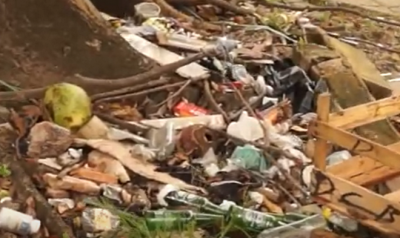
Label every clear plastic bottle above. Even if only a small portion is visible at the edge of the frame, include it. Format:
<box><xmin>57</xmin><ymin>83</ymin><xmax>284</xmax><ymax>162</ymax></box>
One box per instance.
<box><xmin>0</xmin><ymin>207</ymin><xmax>41</xmax><ymax>235</ymax></box>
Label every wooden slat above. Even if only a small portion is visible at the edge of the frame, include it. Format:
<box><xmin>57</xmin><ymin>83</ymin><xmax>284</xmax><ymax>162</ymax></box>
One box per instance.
<box><xmin>310</xmin><ymin>169</ymin><xmax>400</xmax><ymax>234</ymax></box>
<box><xmin>327</xmin><ymin>142</ymin><xmax>400</xmax><ymax>186</ymax></box>
<box><xmin>385</xmin><ymin>190</ymin><xmax>400</xmax><ymax>202</ymax></box>
<box><xmin>314</xmin><ymin>93</ymin><xmax>331</xmax><ymax>170</ymax></box>
<box><xmin>329</xmin><ymin>95</ymin><xmax>400</xmax><ymax>130</ymax></box>
<box><xmin>310</xmin><ymin>121</ymin><xmax>400</xmax><ymax>170</ymax></box>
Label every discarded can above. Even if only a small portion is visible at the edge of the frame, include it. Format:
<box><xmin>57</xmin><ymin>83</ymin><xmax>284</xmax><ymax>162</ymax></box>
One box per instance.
<box><xmin>173</xmin><ymin>101</ymin><xmax>209</xmax><ymax>117</ymax></box>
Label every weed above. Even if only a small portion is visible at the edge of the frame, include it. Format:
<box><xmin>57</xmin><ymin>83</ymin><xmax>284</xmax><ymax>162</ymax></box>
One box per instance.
<box><xmin>0</xmin><ymin>164</ymin><xmax>11</xmax><ymax>177</ymax></box>
<box><xmin>91</xmin><ymin>198</ymin><xmax>250</xmax><ymax>238</ymax></box>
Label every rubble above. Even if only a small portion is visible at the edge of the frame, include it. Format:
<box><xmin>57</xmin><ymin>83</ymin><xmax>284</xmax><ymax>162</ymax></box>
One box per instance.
<box><xmin>0</xmin><ymin>0</ymin><xmax>400</xmax><ymax>238</ymax></box>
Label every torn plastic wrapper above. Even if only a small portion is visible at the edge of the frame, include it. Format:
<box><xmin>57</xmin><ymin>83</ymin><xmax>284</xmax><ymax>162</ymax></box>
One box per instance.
<box><xmin>139</xmin><ymin>114</ymin><xmax>226</xmax><ymax>130</ymax></box>
<box><xmin>227</xmin><ymin>111</ymin><xmax>264</xmax><ymax>142</ymax></box>
<box><xmin>147</xmin><ymin>121</ymin><xmax>176</xmax><ymax>161</ymax></box>
<box><xmin>326</xmin><ymin>150</ymin><xmax>351</xmax><ymax>166</ymax></box>
<box><xmin>173</xmin><ymin>101</ymin><xmax>209</xmax><ymax>117</ymax></box>
<box><xmin>230</xmin><ymin>64</ymin><xmax>255</xmax><ymax>84</ymax></box>
<box><xmin>230</xmin><ymin>144</ymin><xmax>268</xmax><ymax>171</ymax></box>
<box><xmin>81</xmin><ymin>208</ymin><xmax>120</xmax><ymax>233</ymax></box>
<box><xmin>118</xmin><ymin>33</ymin><xmax>209</xmax><ymax>80</ymax></box>
<box><xmin>48</xmin><ymin>198</ymin><xmax>75</xmax><ymax>214</ymax></box>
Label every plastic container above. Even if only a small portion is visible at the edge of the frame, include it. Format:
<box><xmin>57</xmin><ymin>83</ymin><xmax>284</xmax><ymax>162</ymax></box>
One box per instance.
<box><xmin>134</xmin><ymin>2</ymin><xmax>161</xmax><ymax>19</ymax></box>
<box><xmin>0</xmin><ymin>207</ymin><xmax>41</xmax><ymax>235</ymax></box>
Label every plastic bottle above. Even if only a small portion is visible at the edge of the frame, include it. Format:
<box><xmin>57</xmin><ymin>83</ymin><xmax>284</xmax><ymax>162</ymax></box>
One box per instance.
<box><xmin>0</xmin><ymin>207</ymin><xmax>41</xmax><ymax>235</ymax></box>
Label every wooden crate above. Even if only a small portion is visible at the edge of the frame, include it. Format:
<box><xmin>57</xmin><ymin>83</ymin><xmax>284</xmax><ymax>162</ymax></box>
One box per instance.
<box><xmin>308</xmin><ymin>93</ymin><xmax>400</xmax><ymax>235</ymax></box>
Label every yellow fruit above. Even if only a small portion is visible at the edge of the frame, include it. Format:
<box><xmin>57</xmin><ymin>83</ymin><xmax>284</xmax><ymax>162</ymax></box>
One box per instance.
<box><xmin>43</xmin><ymin>83</ymin><xmax>92</xmax><ymax>130</ymax></box>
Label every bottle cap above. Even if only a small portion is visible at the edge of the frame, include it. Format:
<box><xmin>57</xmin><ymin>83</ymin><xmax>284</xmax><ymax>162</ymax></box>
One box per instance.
<box><xmin>30</xmin><ymin>219</ymin><xmax>41</xmax><ymax>234</ymax></box>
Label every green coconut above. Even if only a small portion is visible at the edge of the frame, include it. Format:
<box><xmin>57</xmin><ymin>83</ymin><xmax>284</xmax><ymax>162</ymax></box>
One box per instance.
<box><xmin>44</xmin><ymin>83</ymin><xmax>92</xmax><ymax>130</ymax></box>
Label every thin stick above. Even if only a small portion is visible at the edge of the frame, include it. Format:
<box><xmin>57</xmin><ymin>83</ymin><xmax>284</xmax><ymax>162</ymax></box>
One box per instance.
<box><xmin>203</xmin><ymin>80</ymin><xmax>230</xmax><ymax>123</ymax></box>
<box><xmin>154</xmin><ymin>79</ymin><xmax>192</xmax><ymax>107</ymax></box>
<box><xmin>94</xmin><ymin>81</ymin><xmax>186</xmax><ymax>104</ymax></box>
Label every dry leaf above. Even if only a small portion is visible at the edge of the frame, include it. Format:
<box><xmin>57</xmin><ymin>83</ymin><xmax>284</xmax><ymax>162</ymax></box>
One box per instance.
<box><xmin>45</xmin><ymin>188</ymin><xmax>70</xmax><ymax>198</ymax></box>
<box><xmin>27</xmin><ymin>122</ymin><xmax>73</xmax><ymax>158</ymax></box>
<box><xmin>25</xmin><ymin>196</ymin><xmax>37</xmax><ymax>218</ymax></box>
<box><xmin>70</xmin><ymin>167</ymin><xmax>118</xmax><ymax>184</ymax></box>
<box><xmin>76</xmin><ymin>139</ymin><xmax>205</xmax><ymax>194</ymax></box>
<box><xmin>87</xmin><ymin>150</ymin><xmax>130</xmax><ymax>183</ymax></box>
<box><xmin>262</xmin><ymin>197</ymin><xmax>283</xmax><ymax>214</ymax></box>
<box><xmin>43</xmin><ymin>173</ymin><xmax>100</xmax><ymax>195</ymax></box>
<box><xmin>8</xmin><ymin>109</ymin><xmax>28</xmax><ymax>137</ymax></box>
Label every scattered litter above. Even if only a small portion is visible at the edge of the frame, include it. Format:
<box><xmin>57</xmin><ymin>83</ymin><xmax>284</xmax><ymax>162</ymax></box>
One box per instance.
<box><xmin>3</xmin><ymin>0</ymin><xmax>400</xmax><ymax>237</ymax></box>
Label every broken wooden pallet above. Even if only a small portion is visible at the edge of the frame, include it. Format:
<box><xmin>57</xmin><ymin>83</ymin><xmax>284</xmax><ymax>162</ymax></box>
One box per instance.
<box><xmin>308</xmin><ymin>93</ymin><xmax>400</xmax><ymax>235</ymax></box>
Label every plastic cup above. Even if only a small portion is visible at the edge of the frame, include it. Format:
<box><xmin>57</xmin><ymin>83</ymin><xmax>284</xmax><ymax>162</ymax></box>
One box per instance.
<box><xmin>134</xmin><ymin>2</ymin><xmax>161</xmax><ymax>19</ymax></box>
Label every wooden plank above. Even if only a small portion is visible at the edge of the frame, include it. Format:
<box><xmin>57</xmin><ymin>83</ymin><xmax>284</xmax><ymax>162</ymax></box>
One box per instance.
<box><xmin>314</xmin><ymin>93</ymin><xmax>331</xmax><ymax>170</ymax></box>
<box><xmin>385</xmin><ymin>190</ymin><xmax>400</xmax><ymax>202</ymax></box>
<box><xmin>327</xmin><ymin>142</ymin><xmax>400</xmax><ymax>186</ymax></box>
<box><xmin>310</xmin><ymin>169</ymin><xmax>400</xmax><ymax>234</ymax></box>
<box><xmin>310</xmin><ymin>121</ymin><xmax>400</xmax><ymax>169</ymax></box>
<box><xmin>329</xmin><ymin>95</ymin><xmax>400</xmax><ymax>130</ymax></box>
<box><xmin>311</xmin><ymin>27</ymin><xmax>393</xmax><ymax>100</ymax></box>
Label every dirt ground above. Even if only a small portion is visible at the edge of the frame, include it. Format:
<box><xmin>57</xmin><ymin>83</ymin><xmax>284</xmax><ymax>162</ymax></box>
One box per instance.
<box><xmin>0</xmin><ymin>0</ymin><xmax>153</xmax><ymax>91</ymax></box>
<box><xmin>333</xmin><ymin>0</ymin><xmax>400</xmax><ymax>15</ymax></box>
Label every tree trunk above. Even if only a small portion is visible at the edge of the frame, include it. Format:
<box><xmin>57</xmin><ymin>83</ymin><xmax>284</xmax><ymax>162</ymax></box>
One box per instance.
<box><xmin>0</xmin><ymin>0</ymin><xmax>153</xmax><ymax>91</ymax></box>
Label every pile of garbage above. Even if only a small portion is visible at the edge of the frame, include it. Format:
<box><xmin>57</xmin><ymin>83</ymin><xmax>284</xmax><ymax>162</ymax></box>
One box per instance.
<box><xmin>2</xmin><ymin>0</ymin><xmax>400</xmax><ymax>237</ymax></box>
